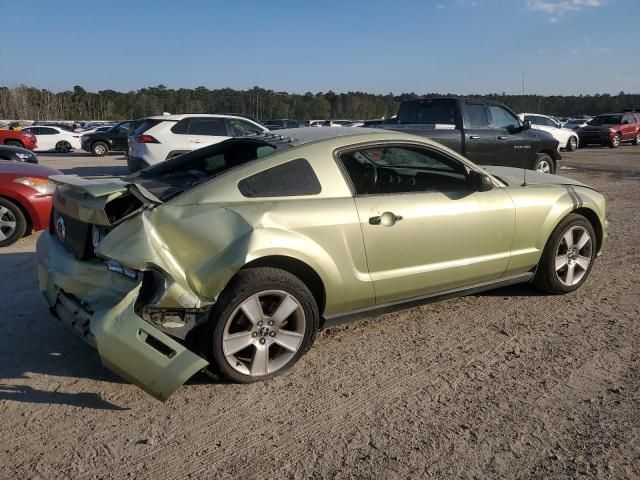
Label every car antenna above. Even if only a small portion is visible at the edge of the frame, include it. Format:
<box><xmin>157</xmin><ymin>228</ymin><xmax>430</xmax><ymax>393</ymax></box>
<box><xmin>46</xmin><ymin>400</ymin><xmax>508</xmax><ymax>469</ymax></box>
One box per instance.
<box><xmin>521</xmin><ymin>70</ymin><xmax>527</xmax><ymax>187</ymax></box>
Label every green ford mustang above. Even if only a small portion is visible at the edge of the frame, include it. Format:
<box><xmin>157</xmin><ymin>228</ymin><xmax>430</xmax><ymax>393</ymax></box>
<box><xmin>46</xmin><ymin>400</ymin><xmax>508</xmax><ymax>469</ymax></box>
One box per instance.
<box><xmin>36</xmin><ymin>128</ymin><xmax>607</xmax><ymax>400</ymax></box>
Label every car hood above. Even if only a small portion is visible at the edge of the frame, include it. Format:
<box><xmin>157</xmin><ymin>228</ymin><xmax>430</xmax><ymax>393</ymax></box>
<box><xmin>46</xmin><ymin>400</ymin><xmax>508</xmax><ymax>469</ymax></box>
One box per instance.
<box><xmin>0</xmin><ymin>160</ymin><xmax>59</xmax><ymax>176</ymax></box>
<box><xmin>481</xmin><ymin>166</ymin><xmax>588</xmax><ymax>188</ymax></box>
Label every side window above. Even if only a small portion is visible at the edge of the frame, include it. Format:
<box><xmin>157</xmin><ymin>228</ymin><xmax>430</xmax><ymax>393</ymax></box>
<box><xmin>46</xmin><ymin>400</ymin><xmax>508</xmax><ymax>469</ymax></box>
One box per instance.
<box><xmin>118</xmin><ymin>122</ymin><xmax>133</xmax><ymax>133</ymax></box>
<box><xmin>40</xmin><ymin>127</ymin><xmax>57</xmax><ymax>135</ymax></box>
<box><xmin>339</xmin><ymin>145</ymin><xmax>469</xmax><ymax>196</ymax></box>
<box><xmin>238</xmin><ymin>159</ymin><xmax>321</xmax><ymax>197</ymax></box>
<box><xmin>541</xmin><ymin>117</ymin><xmax>556</xmax><ymax>127</ymax></box>
<box><xmin>171</xmin><ymin>119</ymin><xmax>190</xmax><ymax>134</ymax></box>
<box><xmin>24</xmin><ymin>127</ymin><xmax>39</xmax><ymax>135</ymax></box>
<box><xmin>228</xmin><ymin>119</ymin><xmax>262</xmax><ymax>136</ymax></box>
<box><xmin>489</xmin><ymin>106</ymin><xmax>520</xmax><ymax>130</ymax></box>
<box><xmin>189</xmin><ymin>118</ymin><xmax>227</xmax><ymax>136</ymax></box>
<box><xmin>465</xmin><ymin>104</ymin><xmax>489</xmax><ymax>128</ymax></box>
<box><xmin>623</xmin><ymin>114</ymin><xmax>635</xmax><ymax>124</ymax></box>
<box><xmin>524</xmin><ymin>115</ymin><xmax>537</xmax><ymax>124</ymax></box>
<box><xmin>286</xmin><ymin>121</ymin><xmax>299</xmax><ymax>128</ymax></box>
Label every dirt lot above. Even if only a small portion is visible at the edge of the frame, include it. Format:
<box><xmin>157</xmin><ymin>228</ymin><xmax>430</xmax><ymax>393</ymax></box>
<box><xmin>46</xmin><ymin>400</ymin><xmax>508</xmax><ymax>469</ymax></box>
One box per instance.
<box><xmin>1</xmin><ymin>147</ymin><xmax>639</xmax><ymax>479</ymax></box>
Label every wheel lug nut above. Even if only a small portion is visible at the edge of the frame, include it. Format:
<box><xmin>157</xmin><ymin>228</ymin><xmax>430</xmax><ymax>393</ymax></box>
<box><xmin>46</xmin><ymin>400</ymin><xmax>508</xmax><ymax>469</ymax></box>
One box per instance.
<box><xmin>257</xmin><ymin>321</ymin><xmax>263</xmax><ymax>326</ymax></box>
<box><xmin>259</xmin><ymin>338</ymin><xmax>266</xmax><ymax>345</ymax></box>
<box><xmin>251</xmin><ymin>332</ymin><xmax>257</xmax><ymax>338</ymax></box>
<box><xmin>269</xmin><ymin>331</ymin><xmax>276</xmax><ymax>337</ymax></box>
<box><xmin>268</xmin><ymin>320</ymin><xmax>274</xmax><ymax>326</ymax></box>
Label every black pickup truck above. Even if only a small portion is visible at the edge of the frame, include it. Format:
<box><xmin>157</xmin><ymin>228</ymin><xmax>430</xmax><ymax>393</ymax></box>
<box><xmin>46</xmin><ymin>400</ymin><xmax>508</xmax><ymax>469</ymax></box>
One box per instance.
<box><xmin>81</xmin><ymin>120</ymin><xmax>140</xmax><ymax>156</ymax></box>
<box><xmin>379</xmin><ymin>98</ymin><xmax>561</xmax><ymax>173</ymax></box>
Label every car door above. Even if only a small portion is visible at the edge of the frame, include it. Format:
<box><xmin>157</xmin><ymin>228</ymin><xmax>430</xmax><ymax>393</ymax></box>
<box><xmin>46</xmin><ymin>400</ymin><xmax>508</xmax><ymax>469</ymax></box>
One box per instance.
<box><xmin>31</xmin><ymin>127</ymin><xmax>57</xmax><ymax>151</ymax></box>
<box><xmin>621</xmin><ymin>114</ymin><xmax>636</xmax><ymax>140</ymax></box>
<box><xmin>111</xmin><ymin>121</ymin><xmax>135</xmax><ymax>150</ymax></box>
<box><xmin>337</xmin><ymin>143</ymin><xmax>515</xmax><ymax>305</ymax></box>
<box><xmin>461</xmin><ymin>102</ymin><xmax>497</xmax><ymax>165</ymax></box>
<box><xmin>187</xmin><ymin>117</ymin><xmax>228</xmax><ymax>149</ymax></box>
<box><xmin>489</xmin><ymin>105</ymin><xmax>531</xmax><ymax>169</ymax></box>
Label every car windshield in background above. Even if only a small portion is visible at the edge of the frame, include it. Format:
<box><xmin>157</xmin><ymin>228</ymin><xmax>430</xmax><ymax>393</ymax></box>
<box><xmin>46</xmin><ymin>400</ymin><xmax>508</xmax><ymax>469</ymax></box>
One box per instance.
<box><xmin>590</xmin><ymin>115</ymin><xmax>622</xmax><ymax>125</ymax></box>
<box><xmin>134</xmin><ymin>119</ymin><xmax>164</xmax><ymax>135</ymax></box>
<box><xmin>129</xmin><ymin>138</ymin><xmax>282</xmax><ymax>200</ymax></box>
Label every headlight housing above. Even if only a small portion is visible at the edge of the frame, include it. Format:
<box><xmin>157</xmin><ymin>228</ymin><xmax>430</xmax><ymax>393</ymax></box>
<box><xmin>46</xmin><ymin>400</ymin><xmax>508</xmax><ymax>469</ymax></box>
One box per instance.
<box><xmin>15</xmin><ymin>153</ymin><xmax>33</xmax><ymax>160</ymax></box>
<box><xmin>13</xmin><ymin>177</ymin><xmax>55</xmax><ymax>195</ymax></box>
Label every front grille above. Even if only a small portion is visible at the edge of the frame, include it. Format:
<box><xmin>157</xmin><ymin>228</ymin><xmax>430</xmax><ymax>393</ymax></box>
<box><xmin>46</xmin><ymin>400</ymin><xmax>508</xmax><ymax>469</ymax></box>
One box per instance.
<box><xmin>51</xmin><ymin>208</ymin><xmax>95</xmax><ymax>259</ymax></box>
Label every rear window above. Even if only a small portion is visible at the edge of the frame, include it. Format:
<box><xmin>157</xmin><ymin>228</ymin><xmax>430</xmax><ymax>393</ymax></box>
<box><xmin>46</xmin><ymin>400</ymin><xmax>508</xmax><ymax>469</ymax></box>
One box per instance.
<box><xmin>134</xmin><ymin>119</ymin><xmax>164</xmax><ymax>135</ymax></box>
<box><xmin>398</xmin><ymin>99</ymin><xmax>457</xmax><ymax>125</ymax></box>
<box><xmin>238</xmin><ymin>159</ymin><xmax>321</xmax><ymax>197</ymax></box>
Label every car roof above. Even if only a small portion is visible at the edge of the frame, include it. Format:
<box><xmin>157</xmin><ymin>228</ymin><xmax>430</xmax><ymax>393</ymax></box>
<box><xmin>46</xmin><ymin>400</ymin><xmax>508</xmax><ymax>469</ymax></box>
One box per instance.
<box><xmin>144</xmin><ymin>113</ymin><xmax>260</xmax><ymax>122</ymax></box>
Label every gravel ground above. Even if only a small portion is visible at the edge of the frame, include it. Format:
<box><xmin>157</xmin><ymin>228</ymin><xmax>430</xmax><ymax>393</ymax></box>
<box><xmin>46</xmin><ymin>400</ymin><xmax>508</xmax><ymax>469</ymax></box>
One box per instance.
<box><xmin>1</xmin><ymin>148</ymin><xmax>639</xmax><ymax>479</ymax></box>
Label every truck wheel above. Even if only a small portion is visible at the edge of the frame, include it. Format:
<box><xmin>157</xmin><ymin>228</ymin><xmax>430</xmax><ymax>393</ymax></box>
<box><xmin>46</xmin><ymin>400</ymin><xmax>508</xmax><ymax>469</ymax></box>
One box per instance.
<box><xmin>0</xmin><ymin>198</ymin><xmax>27</xmax><ymax>247</ymax></box>
<box><xmin>5</xmin><ymin>140</ymin><xmax>23</xmax><ymax>148</ymax></box>
<box><xmin>566</xmin><ymin>136</ymin><xmax>578</xmax><ymax>151</ymax></box>
<box><xmin>208</xmin><ymin>267</ymin><xmax>319</xmax><ymax>383</ymax></box>
<box><xmin>533</xmin><ymin>153</ymin><xmax>554</xmax><ymax>174</ymax></box>
<box><xmin>610</xmin><ymin>134</ymin><xmax>621</xmax><ymax>148</ymax></box>
<box><xmin>91</xmin><ymin>141</ymin><xmax>108</xmax><ymax>156</ymax></box>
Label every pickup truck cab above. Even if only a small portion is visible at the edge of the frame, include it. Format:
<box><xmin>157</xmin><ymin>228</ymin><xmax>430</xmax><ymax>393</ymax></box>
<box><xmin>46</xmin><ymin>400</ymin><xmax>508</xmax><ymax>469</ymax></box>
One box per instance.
<box><xmin>380</xmin><ymin>98</ymin><xmax>561</xmax><ymax>173</ymax></box>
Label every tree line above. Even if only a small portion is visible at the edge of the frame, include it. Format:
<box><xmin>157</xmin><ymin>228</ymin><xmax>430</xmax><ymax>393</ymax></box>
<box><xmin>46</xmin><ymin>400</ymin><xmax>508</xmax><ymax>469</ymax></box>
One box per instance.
<box><xmin>1</xmin><ymin>84</ymin><xmax>638</xmax><ymax>122</ymax></box>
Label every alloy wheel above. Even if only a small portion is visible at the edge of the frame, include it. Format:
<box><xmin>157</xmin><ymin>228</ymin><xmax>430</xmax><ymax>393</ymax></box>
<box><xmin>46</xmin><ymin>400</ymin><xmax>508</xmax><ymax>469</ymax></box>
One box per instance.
<box><xmin>536</xmin><ymin>159</ymin><xmax>551</xmax><ymax>174</ymax></box>
<box><xmin>554</xmin><ymin>226</ymin><xmax>592</xmax><ymax>286</ymax></box>
<box><xmin>222</xmin><ymin>290</ymin><xmax>306</xmax><ymax>377</ymax></box>
<box><xmin>0</xmin><ymin>206</ymin><xmax>17</xmax><ymax>241</ymax></box>
<box><xmin>94</xmin><ymin>144</ymin><xmax>106</xmax><ymax>155</ymax></box>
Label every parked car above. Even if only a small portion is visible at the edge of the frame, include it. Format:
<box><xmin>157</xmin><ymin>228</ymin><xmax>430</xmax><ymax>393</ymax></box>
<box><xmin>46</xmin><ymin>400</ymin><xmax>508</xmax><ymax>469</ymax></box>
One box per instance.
<box><xmin>378</xmin><ymin>98</ymin><xmax>562</xmax><ymax>173</ymax></box>
<box><xmin>0</xmin><ymin>129</ymin><xmax>38</xmax><ymax>150</ymax></box>
<box><xmin>0</xmin><ymin>160</ymin><xmax>60</xmax><ymax>246</ymax></box>
<box><xmin>321</xmin><ymin>120</ymin><xmax>353</xmax><ymax>127</ymax></box>
<box><xmin>519</xmin><ymin>113</ymin><xmax>580</xmax><ymax>151</ymax></box>
<box><xmin>127</xmin><ymin>114</ymin><xmax>268</xmax><ymax>171</ymax></box>
<box><xmin>21</xmin><ymin>126</ymin><xmax>81</xmax><ymax>153</ymax></box>
<box><xmin>262</xmin><ymin>119</ymin><xmax>301</xmax><ymax>130</ymax></box>
<box><xmin>563</xmin><ymin>118</ymin><xmax>591</xmax><ymax>131</ymax></box>
<box><xmin>0</xmin><ymin>145</ymin><xmax>38</xmax><ymax>163</ymax></box>
<box><xmin>308</xmin><ymin>120</ymin><xmax>324</xmax><ymax>127</ymax></box>
<box><xmin>578</xmin><ymin>112</ymin><xmax>640</xmax><ymax>148</ymax></box>
<box><xmin>80</xmin><ymin>120</ymin><xmax>139</xmax><ymax>156</ymax></box>
<box><xmin>37</xmin><ymin>127</ymin><xmax>606</xmax><ymax>400</ymax></box>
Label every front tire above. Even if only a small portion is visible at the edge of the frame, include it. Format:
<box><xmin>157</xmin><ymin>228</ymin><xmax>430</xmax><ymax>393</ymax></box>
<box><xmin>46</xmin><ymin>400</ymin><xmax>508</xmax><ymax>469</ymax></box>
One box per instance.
<box><xmin>209</xmin><ymin>267</ymin><xmax>319</xmax><ymax>383</ymax></box>
<box><xmin>566</xmin><ymin>136</ymin><xmax>578</xmax><ymax>151</ymax></box>
<box><xmin>633</xmin><ymin>132</ymin><xmax>640</xmax><ymax>146</ymax></box>
<box><xmin>533</xmin><ymin>153</ymin><xmax>555</xmax><ymax>174</ymax></box>
<box><xmin>0</xmin><ymin>198</ymin><xmax>27</xmax><ymax>247</ymax></box>
<box><xmin>91</xmin><ymin>141</ymin><xmax>108</xmax><ymax>156</ymax></box>
<box><xmin>610</xmin><ymin>134</ymin><xmax>621</xmax><ymax>148</ymax></box>
<box><xmin>533</xmin><ymin>213</ymin><xmax>596</xmax><ymax>294</ymax></box>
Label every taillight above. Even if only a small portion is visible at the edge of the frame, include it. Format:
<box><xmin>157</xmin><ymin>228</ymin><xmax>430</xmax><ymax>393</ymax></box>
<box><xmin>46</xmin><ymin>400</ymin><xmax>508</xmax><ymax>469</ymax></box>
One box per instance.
<box><xmin>136</xmin><ymin>135</ymin><xmax>160</xmax><ymax>144</ymax></box>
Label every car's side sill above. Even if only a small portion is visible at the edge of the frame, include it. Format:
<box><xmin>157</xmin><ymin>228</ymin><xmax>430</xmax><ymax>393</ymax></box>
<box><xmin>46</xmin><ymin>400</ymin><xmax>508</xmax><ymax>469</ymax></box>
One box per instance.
<box><xmin>323</xmin><ymin>272</ymin><xmax>535</xmax><ymax>327</ymax></box>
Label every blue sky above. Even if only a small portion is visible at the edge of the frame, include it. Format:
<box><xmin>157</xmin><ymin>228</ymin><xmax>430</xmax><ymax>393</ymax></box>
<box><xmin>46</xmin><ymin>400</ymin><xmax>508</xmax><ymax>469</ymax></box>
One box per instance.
<box><xmin>1</xmin><ymin>0</ymin><xmax>636</xmax><ymax>95</ymax></box>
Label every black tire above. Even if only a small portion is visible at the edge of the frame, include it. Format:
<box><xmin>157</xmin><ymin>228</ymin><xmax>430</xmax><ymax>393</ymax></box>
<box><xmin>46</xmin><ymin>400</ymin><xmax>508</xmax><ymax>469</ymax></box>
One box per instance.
<box><xmin>91</xmin><ymin>141</ymin><xmax>108</xmax><ymax>156</ymax></box>
<box><xmin>533</xmin><ymin>213</ymin><xmax>597</xmax><ymax>294</ymax></box>
<box><xmin>55</xmin><ymin>141</ymin><xmax>71</xmax><ymax>153</ymax></box>
<box><xmin>532</xmin><ymin>153</ymin><xmax>555</xmax><ymax>174</ymax></box>
<box><xmin>610</xmin><ymin>134</ymin><xmax>621</xmax><ymax>148</ymax></box>
<box><xmin>633</xmin><ymin>132</ymin><xmax>640</xmax><ymax>146</ymax></box>
<box><xmin>566</xmin><ymin>136</ymin><xmax>578</xmax><ymax>152</ymax></box>
<box><xmin>5</xmin><ymin>140</ymin><xmax>23</xmax><ymax>148</ymax></box>
<box><xmin>0</xmin><ymin>197</ymin><xmax>27</xmax><ymax>247</ymax></box>
<box><xmin>208</xmin><ymin>267</ymin><xmax>319</xmax><ymax>383</ymax></box>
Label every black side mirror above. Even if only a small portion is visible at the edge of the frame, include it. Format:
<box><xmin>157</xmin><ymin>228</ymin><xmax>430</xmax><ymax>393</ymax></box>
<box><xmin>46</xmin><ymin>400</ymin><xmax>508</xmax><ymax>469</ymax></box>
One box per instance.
<box><xmin>468</xmin><ymin>170</ymin><xmax>494</xmax><ymax>192</ymax></box>
<box><xmin>522</xmin><ymin>119</ymin><xmax>531</xmax><ymax>130</ymax></box>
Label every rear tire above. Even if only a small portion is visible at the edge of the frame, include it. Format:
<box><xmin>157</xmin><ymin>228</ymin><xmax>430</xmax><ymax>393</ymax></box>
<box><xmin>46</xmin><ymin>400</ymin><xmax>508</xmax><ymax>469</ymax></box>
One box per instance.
<box><xmin>5</xmin><ymin>140</ymin><xmax>23</xmax><ymax>148</ymax></box>
<box><xmin>208</xmin><ymin>267</ymin><xmax>319</xmax><ymax>383</ymax></box>
<box><xmin>566</xmin><ymin>136</ymin><xmax>578</xmax><ymax>151</ymax></box>
<box><xmin>533</xmin><ymin>153</ymin><xmax>555</xmax><ymax>174</ymax></box>
<box><xmin>0</xmin><ymin>198</ymin><xmax>27</xmax><ymax>247</ymax></box>
<box><xmin>55</xmin><ymin>141</ymin><xmax>72</xmax><ymax>153</ymax></box>
<box><xmin>610</xmin><ymin>134</ymin><xmax>621</xmax><ymax>148</ymax></box>
<box><xmin>91</xmin><ymin>141</ymin><xmax>108</xmax><ymax>156</ymax></box>
<box><xmin>533</xmin><ymin>213</ymin><xmax>596</xmax><ymax>294</ymax></box>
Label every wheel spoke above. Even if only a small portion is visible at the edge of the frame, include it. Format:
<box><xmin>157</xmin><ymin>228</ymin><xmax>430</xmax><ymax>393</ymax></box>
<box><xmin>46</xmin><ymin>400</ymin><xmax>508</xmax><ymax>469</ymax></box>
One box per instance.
<box><xmin>575</xmin><ymin>255</ymin><xmax>591</xmax><ymax>271</ymax></box>
<box><xmin>565</xmin><ymin>264</ymin><xmax>575</xmax><ymax>285</ymax></box>
<box><xmin>0</xmin><ymin>219</ymin><xmax>16</xmax><ymax>228</ymax></box>
<box><xmin>0</xmin><ymin>206</ymin><xmax>8</xmax><ymax>217</ymax></box>
<box><xmin>0</xmin><ymin>230</ymin><xmax>6</xmax><ymax>241</ymax></box>
<box><xmin>223</xmin><ymin>332</ymin><xmax>254</xmax><ymax>355</ymax></box>
<box><xmin>273</xmin><ymin>330</ymin><xmax>303</xmax><ymax>352</ymax></box>
<box><xmin>563</xmin><ymin>230</ymin><xmax>574</xmax><ymax>249</ymax></box>
<box><xmin>240</xmin><ymin>295</ymin><xmax>264</xmax><ymax>325</ymax></box>
<box><xmin>250</xmin><ymin>345</ymin><xmax>269</xmax><ymax>376</ymax></box>
<box><xmin>271</xmin><ymin>294</ymin><xmax>300</xmax><ymax>325</ymax></box>
<box><xmin>576</xmin><ymin>230</ymin><xmax>590</xmax><ymax>250</ymax></box>
<box><xmin>555</xmin><ymin>255</ymin><xmax>568</xmax><ymax>271</ymax></box>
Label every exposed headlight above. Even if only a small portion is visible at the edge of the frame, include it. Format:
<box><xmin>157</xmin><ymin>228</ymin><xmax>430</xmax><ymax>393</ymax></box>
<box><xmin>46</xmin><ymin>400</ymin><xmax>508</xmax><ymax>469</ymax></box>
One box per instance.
<box><xmin>15</xmin><ymin>153</ymin><xmax>33</xmax><ymax>160</ymax></box>
<box><xmin>105</xmin><ymin>259</ymin><xmax>138</xmax><ymax>279</ymax></box>
<box><xmin>13</xmin><ymin>177</ymin><xmax>55</xmax><ymax>195</ymax></box>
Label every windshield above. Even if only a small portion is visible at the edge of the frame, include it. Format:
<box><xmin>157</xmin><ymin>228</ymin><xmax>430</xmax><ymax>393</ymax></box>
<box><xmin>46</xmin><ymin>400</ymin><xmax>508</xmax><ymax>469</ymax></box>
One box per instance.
<box><xmin>590</xmin><ymin>115</ymin><xmax>622</xmax><ymax>125</ymax></box>
<box><xmin>129</xmin><ymin>138</ymin><xmax>281</xmax><ymax>201</ymax></box>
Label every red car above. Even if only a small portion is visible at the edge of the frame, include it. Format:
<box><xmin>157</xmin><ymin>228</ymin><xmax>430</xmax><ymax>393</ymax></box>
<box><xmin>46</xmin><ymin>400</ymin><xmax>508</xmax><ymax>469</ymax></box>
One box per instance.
<box><xmin>578</xmin><ymin>112</ymin><xmax>640</xmax><ymax>148</ymax></box>
<box><xmin>0</xmin><ymin>160</ymin><xmax>61</xmax><ymax>246</ymax></box>
<box><xmin>0</xmin><ymin>129</ymin><xmax>38</xmax><ymax>150</ymax></box>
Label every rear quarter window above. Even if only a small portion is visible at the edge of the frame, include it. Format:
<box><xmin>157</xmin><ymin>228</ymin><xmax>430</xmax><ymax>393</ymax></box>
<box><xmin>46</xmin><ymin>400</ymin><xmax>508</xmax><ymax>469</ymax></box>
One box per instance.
<box><xmin>238</xmin><ymin>158</ymin><xmax>321</xmax><ymax>197</ymax></box>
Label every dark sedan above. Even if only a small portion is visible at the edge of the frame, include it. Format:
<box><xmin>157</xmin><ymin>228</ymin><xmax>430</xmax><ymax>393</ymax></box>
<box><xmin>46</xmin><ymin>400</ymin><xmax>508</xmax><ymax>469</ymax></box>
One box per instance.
<box><xmin>0</xmin><ymin>145</ymin><xmax>38</xmax><ymax>163</ymax></box>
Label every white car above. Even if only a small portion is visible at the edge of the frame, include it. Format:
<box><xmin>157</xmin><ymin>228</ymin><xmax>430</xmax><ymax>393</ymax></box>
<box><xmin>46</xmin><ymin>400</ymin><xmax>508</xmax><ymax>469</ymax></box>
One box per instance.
<box><xmin>562</xmin><ymin>118</ymin><xmax>591</xmax><ymax>131</ymax></box>
<box><xmin>321</xmin><ymin>120</ymin><xmax>353</xmax><ymax>127</ymax></box>
<box><xmin>519</xmin><ymin>113</ymin><xmax>579</xmax><ymax>152</ymax></box>
<box><xmin>20</xmin><ymin>125</ymin><xmax>82</xmax><ymax>153</ymax></box>
<box><xmin>127</xmin><ymin>114</ymin><xmax>268</xmax><ymax>171</ymax></box>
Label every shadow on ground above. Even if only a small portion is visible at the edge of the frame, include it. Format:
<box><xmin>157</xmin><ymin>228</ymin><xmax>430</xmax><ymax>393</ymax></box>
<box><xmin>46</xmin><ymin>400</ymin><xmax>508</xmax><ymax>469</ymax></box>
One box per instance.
<box><xmin>0</xmin><ymin>384</ymin><xmax>128</xmax><ymax>411</ymax></box>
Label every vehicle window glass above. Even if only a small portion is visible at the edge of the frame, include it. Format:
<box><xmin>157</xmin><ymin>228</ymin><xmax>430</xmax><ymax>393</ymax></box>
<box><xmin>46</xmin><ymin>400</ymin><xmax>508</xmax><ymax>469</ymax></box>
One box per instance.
<box><xmin>465</xmin><ymin>104</ymin><xmax>489</xmax><ymax>128</ymax></box>
<box><xmin>590</xmin><ymin>115</ymin><xmax>622</xmax><ymax>125</ymax></box>
<box><xmin>541</xmin><ymin>117</ymin><xmax>556</xmax><ymax>127</ymax></box>
<box><xmin>238</xmin><ymin>159</ymin><xmax>321</xmax><ymax>197</ymax></box>
<box><xmin>415</xmin><ymin>99</ymin><xmax>456</xmax><ymax>125</ymax></box>
<box><xmin>135</xmin><ymin>119</ymin><xmax>163</xmax><ymax>135</ymax></box>
<box><xmin>489</xmin><ymin>106</ymin><xmax>520</xmax><ymax>129</ymax></box>
<box><xmin>623</xmin><ymin>114</ymin><xmax>635</xmax><ymax>124</ymax></box>
<box><xmin>286</xmin><ymin>121</ymin><xmax>299</xmax><ymax>128</ymax></box>
<box><xmin>229</xmin><ymin>119</ymin><xmax>262</xmax><ymax>136</ymax></box>
<box><xmin>189</xmin><ymin>118</ymin><xmax>227</xmax><ymax>136</ymax></box>
<box><xmin>339</xmin><ymin>145</ymin><xmax>468</xmax><ymax>196</ymax></box>
<box><xmin>119</xmin><ymin>122</ymin><xmax>133</xmax><ymax>132</ymax></box>
<box><xmin>24</xmin><ymin>127</ymin><xmax>39</xmax><ymax>134</ymax></box>
<box><xmin>170</xmin><ymin>119</ymin><xmax>190</xmax><ymax>134</ymax></box>
<box><xmin>524</xmin><ymin>115</ymin><xmax>536</xmax><ymax>124</ymax></box>
<box><xmin>41</xmin><ymin>127</ymin><xmax>57</xmax><ymax>135</ymax></box>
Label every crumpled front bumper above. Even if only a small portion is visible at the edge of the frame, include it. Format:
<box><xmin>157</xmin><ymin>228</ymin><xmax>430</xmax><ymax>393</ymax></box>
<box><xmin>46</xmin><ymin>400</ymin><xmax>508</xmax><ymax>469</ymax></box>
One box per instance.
<box><xmin>36</xmin><ymin>232</ymin><xmax>208</xmax><ymax>401</ymax></box>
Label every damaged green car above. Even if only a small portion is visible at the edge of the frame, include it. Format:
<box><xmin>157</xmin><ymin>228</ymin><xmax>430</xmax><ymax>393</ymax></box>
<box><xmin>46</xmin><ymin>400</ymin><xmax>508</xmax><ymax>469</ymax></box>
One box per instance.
<box><xmin>37</xmin><ymin>128</ymin><xmax>607</xmax><ymax>400</ymax></box>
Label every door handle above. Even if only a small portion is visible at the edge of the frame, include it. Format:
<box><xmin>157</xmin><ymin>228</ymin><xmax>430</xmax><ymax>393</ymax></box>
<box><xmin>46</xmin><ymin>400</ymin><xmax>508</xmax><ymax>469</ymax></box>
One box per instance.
<box><xmin>369</xmin><ymin>212</ymin><xmax>403</xmax><ymax>226</ymax></box>
<box><xmin>469</xmin><ymin>135</ymin><xmax>480</xmax><ymax>140</ymax></box>
<box><xmin>497</xmin><ymin>135</ymin><xmax>508</xmax><ymax>140</ymax></box>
